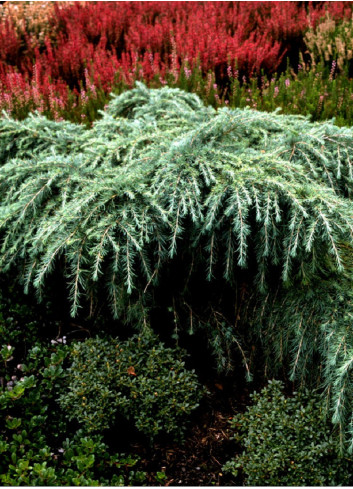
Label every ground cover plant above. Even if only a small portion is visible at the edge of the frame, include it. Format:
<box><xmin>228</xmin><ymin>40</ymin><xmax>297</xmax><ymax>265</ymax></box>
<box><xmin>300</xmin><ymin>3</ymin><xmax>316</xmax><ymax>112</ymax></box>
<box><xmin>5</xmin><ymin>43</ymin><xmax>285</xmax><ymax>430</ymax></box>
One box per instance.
<box><xmin>0</xmin><ymin>340</ymin><xmax>147</xmax><ymax>486</ymax></box>
<box><xmin>223</xmin><ymin>380</ymin><xmax>353</xmax><ymax>486</ymax></box>
<box><xmin>0</xmin><ymin>287</ymin><xmax>200</xmax><ymax>485</ymax></box>
<box><xmin>59</xmin><ymin>331</ymin><xmax>203</xmax><ymax>439</ymax></box>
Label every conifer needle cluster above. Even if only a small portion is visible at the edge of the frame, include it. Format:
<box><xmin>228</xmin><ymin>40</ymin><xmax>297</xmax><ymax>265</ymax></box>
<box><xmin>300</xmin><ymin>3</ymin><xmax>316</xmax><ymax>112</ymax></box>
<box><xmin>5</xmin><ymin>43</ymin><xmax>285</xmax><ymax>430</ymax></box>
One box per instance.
<box><xmin>2</xmin><ymin>83</ymin><xmax>353</xmax><ymax>449</ymax></box>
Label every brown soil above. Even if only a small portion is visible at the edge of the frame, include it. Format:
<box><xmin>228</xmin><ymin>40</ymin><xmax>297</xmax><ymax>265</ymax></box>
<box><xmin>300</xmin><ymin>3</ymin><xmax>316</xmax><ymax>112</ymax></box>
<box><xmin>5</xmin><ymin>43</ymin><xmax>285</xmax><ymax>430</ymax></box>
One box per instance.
<box><xmin>134</xmin><ymin>383</ymin><xmax>250</xmax><ymax>486</ymax></box>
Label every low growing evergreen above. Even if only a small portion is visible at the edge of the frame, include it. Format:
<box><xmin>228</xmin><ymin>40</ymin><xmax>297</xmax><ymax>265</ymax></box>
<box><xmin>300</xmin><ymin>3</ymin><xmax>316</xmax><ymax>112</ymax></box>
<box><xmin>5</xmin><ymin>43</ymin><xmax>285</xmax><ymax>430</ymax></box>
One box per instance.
<box><xmin>2</xmin><ymin>83</ymin><xmax>353</xmax><ymax>449</ymax></box>
<box><xmin>223</xmin><ymin>380</ymin><xmax>352</xmax><ymax>486</ymax></box>
<box><xmin>0</xmin><ymin>340</ymin><xmax>146</xmax><ymax>486</ymax></box>
<box><xmin>59</xmin><ymin>331</ymin><xmax>203</xmax><ymax>439</ymax></box>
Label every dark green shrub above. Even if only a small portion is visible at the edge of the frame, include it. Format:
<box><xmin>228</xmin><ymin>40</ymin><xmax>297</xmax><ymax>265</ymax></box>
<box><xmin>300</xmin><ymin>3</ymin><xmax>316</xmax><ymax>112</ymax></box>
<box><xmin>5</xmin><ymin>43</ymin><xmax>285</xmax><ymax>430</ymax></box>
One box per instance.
<box><xmin>0</xmin><ymin>341</ymin><xmax>146</xmax><ymax>486</ymax></box>
<box><xmin>0</xmin><ymin>287</ymin><xmax>44</xmax><ymax>379</ymax></box>
<box><xmin>0</xmin><ymin>424</ymin><xmax>145</xmax><ymax>486</ymax></box>
<box><xmin>59</xmin><ymin>331</ymin><xmax>203</xmax><ymax>439</ymax></box>
<box><xmin>223</xmin><ymin>380</ymin><xmax>352</xmax><ymax>486</ymax></box>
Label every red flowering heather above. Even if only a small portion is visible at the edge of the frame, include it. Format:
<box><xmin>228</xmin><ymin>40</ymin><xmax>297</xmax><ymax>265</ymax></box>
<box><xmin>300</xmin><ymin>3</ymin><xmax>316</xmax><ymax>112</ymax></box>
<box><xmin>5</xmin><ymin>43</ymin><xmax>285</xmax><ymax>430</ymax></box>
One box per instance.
<box><xmin>0</xmin><ymin>1</ymin><xmax>352</xmax><ymax>119</ymax></box>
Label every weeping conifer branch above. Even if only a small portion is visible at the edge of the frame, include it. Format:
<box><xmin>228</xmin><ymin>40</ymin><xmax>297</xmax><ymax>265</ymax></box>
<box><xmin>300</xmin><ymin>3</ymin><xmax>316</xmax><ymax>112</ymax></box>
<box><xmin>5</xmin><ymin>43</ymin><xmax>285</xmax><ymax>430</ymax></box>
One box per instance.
<box><xmin>2</xmin><ymin>83</ymin><xmax>353</xmax><ymax>449</ymax></box>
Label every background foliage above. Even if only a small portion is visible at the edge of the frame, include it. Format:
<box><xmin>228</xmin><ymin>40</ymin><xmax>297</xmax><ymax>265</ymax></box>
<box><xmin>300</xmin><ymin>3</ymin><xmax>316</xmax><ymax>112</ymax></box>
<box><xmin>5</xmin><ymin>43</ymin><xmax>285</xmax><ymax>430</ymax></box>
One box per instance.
<box><xmin>0</xmin><ymin>2</ymin><xmax>353</xmax><ymax>124</ymax></box>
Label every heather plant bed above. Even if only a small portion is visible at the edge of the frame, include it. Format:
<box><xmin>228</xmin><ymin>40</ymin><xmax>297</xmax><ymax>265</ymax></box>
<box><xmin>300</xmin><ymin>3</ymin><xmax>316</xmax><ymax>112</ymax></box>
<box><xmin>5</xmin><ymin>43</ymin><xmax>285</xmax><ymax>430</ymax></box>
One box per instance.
<box><xmin>2</xmin><ymin>85</ymin><xmax>353</xmax><ymax>485</ymax></box>
<box><xmin>1</xmin><ymin>1</ymin><xmax>353</xmax><ymax>125</ymax></box>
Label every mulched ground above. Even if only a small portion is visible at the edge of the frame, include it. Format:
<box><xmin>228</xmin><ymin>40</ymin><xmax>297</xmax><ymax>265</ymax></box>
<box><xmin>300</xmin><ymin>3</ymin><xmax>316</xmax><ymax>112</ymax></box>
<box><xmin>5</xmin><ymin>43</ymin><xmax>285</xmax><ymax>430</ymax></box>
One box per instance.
<box><xmin>134</xmin><ymin>380</ymin><xmax>251</xmax><ymax>486</ymax></box>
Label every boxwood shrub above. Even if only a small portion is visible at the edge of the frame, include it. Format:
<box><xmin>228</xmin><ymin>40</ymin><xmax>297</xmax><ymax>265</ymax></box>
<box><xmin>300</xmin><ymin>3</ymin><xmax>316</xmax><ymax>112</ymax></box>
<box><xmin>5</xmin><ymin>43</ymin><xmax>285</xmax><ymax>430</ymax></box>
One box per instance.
<box><xmin>59</xmin><ymin>330</ymin><xmax>204</xmax><ymax>440</ymax></box>
<box><xmin>0</xmin><ymin>342</ymin><xmax>145</xmax><ymax>486</ymax></box>
<box><xmin>223</xmin><ymin>380</ymin><xmax>353</xmax><ymax>486</ymax></box>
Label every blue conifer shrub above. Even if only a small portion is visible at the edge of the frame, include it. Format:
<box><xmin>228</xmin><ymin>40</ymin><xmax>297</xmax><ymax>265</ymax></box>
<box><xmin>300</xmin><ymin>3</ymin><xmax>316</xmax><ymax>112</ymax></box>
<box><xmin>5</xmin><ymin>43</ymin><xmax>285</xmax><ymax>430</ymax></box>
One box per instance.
<box><xmin>2</xmin><ymin>83</ymin><xmax>353</xmax><ymax>450</ymax></box>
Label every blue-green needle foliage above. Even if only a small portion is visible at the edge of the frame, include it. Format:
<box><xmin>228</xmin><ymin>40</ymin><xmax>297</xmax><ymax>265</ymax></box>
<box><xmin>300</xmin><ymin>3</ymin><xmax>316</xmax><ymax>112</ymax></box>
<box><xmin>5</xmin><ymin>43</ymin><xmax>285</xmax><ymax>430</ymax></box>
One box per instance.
<box><xmin>2</xmin><ymin>83</ymin><xmax>353</xmax><ymax>449</ymax></box>
<box><xmin>1</xmin><ymin>83</ymin><xmax>353</xmax><ymax>305</ymax></box>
